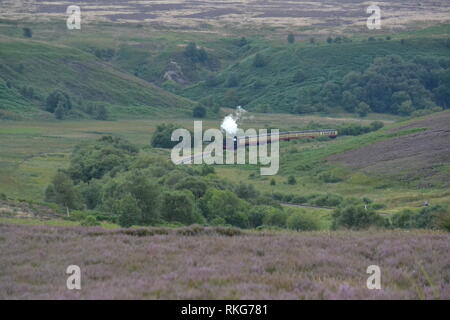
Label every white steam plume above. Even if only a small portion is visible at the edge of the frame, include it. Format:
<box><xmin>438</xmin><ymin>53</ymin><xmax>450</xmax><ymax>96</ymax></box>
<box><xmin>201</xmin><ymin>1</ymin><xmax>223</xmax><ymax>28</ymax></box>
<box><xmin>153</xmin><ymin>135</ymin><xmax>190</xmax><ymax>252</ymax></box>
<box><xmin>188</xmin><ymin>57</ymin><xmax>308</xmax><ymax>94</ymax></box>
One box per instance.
<box><xmin>220</xmin><ymin>106</ymin><xmax>247</xmax><ymax>135</ymax></box>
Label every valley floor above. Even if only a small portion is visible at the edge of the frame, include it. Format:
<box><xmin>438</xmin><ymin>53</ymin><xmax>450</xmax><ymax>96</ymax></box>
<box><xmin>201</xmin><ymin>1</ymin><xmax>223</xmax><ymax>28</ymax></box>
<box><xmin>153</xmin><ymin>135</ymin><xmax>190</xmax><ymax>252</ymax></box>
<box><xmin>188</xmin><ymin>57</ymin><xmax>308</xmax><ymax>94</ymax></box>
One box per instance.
<box><xmin>1</xmin><ymin>223</ymin><xmax>449</xmax><ymax>299</ymax></box>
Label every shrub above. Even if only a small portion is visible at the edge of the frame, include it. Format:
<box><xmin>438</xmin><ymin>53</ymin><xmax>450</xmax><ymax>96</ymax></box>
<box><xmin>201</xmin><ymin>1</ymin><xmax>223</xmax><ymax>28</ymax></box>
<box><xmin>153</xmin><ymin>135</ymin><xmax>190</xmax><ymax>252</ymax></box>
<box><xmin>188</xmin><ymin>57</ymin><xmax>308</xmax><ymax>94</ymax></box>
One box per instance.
<box><xmin>332</xmin><ymin>205</ymin><xmax>388</xmax><ymax>230</ymax></box>
<box><xmin>253</xmin><ymin>53</ymin><xmax>266</xmax><ymax>68</ymax></box>
<box><xmin>174</xmin><ymin>176</ymin><xmax>207</xmax><ymax>198</ymax></box>
<box><xmin>262</xmin><ymin>208</ymin><xmax>288</xmax><ymax>228</ymax></box>
<box><xmin>287</xmin><ymin>176</ymin><xmax>297</xmax><ymax>185</ymax></box>
<box><xmin>310</xmin><ymin>193</ymin><xmax>343</xmax><ymax>207</ymax></box>
<box><xmin>193</xmin><ymin>105</ymin><xmax>206</xmax><ymax>118</ymax></box>
<box><xmin>235</xmin><ymin>182</ymin><xmax>259</xmax><ymax>200</ymax></box>
<box><xmin>391</xmin><ymin>205</ymin><xmax>448</xmax><ymax>229</ymax></box>
<box><xmin>151</xmin><ymin>123</ymin><xmax>181</xmax><ymax>149</ymax></box>
<box><xmin>23</xmin><ymin>27</ymin><xmax>32</xmax><ymax>38</ymax></box>
<box><xmin>291</xmin><ymin>195</ymin><xmax>307</xmax><ymax>204</ymax></box>
<box><xmin>287</xmin><ymin>211</ymin><xmax>320</xmax><ymax>231</ymax></box>
<box><xmin>45</xmin><ymin>171</ymin><xmax>83</xmax><ymax>212</ymax></box>
<box><xmin>80</xmin><ymin>215</ymin><xmax>100</xmax><ymax>227</ymax></box>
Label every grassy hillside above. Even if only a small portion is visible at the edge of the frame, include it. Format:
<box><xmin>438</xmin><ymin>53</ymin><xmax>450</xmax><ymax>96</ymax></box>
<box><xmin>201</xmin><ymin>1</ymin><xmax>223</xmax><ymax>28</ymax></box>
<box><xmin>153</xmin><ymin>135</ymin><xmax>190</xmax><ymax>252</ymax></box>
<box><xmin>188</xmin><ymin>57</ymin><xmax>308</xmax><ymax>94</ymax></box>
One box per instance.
<box><xmin>0</xmin><ymin>36</ymin><xmax>195</xmax><ymax>119</ymax></box>
<box><xmin>183</xmin><ymin>25</ymin><xmax>450</xmax><ymax>114</ymax></box>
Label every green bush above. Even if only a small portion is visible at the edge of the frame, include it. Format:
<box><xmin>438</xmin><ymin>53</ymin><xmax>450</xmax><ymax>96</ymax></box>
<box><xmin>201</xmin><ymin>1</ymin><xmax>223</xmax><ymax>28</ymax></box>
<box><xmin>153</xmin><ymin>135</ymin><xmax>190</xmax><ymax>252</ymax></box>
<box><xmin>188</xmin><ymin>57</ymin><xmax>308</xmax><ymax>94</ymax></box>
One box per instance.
<box><xmin>160</xmin><ymin>190</ymin><xmax>203</xmax><ymax>225</ymax></box>
<box><xmin>193</xmin><ymin>105</ymin><xmax>206</xmax><ymax>118</ymax></box>
<box><xmin>332</xmin><ymin>205</ymin><xmax>388</xmax><ymax>230</ymax></box>
<box><xmin>287</xmin><ymin>176</ymin><xmax>297</xmax><ymax>185</ymax></box>
<box><xmin>391</xmin><ymin>205</ymin><xmax>448</xmax><ymax>229</ymax></box>
<box><xmin>286</xmin><ymin>211</ymin><xmax>320</xmax><ymax>231</ymax></box>
<box><xmin>310</xmin><ymin>193</ymin><xmax>343</xmax><ymax>207</ymax></box>
<box><xmin>262</xmin><ymin>208</ymin><xmax>288</xmax><ymax>228</ymax></box>
<box><xmin>80</xmin><ymin>215</ymin><xmax>101</xmax><ymax>227</ymax></box>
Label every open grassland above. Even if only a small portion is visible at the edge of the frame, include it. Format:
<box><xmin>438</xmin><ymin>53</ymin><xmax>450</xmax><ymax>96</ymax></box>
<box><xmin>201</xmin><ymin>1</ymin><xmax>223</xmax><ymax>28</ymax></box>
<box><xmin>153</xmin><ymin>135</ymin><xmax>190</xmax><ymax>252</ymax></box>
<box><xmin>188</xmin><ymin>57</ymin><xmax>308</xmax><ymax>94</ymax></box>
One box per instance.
<box><xmin>1</xmin><ymin>223</ymin><xmax>449</xmax><ymax>299</ymax></box>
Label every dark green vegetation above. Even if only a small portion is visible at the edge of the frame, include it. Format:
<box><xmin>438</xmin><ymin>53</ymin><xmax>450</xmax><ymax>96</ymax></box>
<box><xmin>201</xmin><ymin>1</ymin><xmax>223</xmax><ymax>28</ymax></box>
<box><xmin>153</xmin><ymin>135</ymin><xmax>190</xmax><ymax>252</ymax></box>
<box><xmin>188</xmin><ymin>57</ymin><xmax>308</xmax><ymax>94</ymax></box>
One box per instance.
<box><xmin>42</xmin><ymin>135</ymin><xmax>324</xmax><ymax>229</ymax></box>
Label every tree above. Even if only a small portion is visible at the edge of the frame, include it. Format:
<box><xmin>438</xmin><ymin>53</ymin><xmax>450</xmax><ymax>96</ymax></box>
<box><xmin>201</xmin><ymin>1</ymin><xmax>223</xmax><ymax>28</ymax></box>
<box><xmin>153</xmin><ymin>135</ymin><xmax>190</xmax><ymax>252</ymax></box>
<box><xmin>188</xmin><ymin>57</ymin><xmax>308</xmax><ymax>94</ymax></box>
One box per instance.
<box><xmin>151</xmin><ymin>123</ymin><xmax>180</xmax><ymax>149</ymax></box>
<box><xmin>102</xmin><ymin>170</ymin><xmax>162</xmax><ymax>225</ymax></box>
<box><xmin>199</xmin><ymin>189</ymin><xmax>249</xmax><ymax>227</ymax></box>
<box><xmin>184</xmin><ymin>42</ymin><xmax>198</xmax><ymax>61</ymax></box>
<box><xmin>197</xmin><ymin>47</ymin><xmax>208</xmax><ymax>63</ymax></box>
<box><xmin>398</xmin><ymin>100</ymin><xmax>414</xmax><ymax>115</ymax></box>
<box><xmin>253</xmin><ymin>53</ymin><xmax>266</xmax><ymax>68</ymax></box>
<box><xmin>94</xmin><ymin>104</ymin><xmax>108</xmax><ymax>120</ymax></box>
<box><xmin>332</xmin><ymin>205</ymin><xmax>387</xmax><ymax>230</ymax></box>
<box><xmin>174</xmin><ymin>176</ymin><xmax>208</xmax><ymax>198</ymax></box>
<box><xmin>45</xmin><ymin>172</ymin><xmax>82</xmax><ymax>215</ymax></box>
<box><xmin>193</xmin><ymin>105</ymin><xmax>206</xmax><ymax>118</ymax></box>
<box><xmin>355</xmin><ymin>102</ymin><xmax>371</xmax><ymax>117</ymax></box>
<box><xmin>161</xmin><ymin>190</ymin><xmax>201</xmax><ymax>225</ymax></box>
<box><xmin>114</xmin><ymin>193</ymin><xmax>142</xmax><ymax>228</ymax></box>
<box><xmin>342</xmin><ymin>91</ymin><xmax>358</xmax><ymax>112</ymax></box>
<box><xmin>23</xmin><ymin>27</ymin><xmax>32</xmax><ymax>38</ymax></box>
<box><xmin>309</xmin><ymin>37</ymin><xmax>315</xmax><ymax>44</ymax></box>
<box><xmin>327</xmin><ymin>36</ymin><xmax>333</xmax><ymax>44</ymax></box>
<box><xmin>287</xmin><ymin>33</ymin><xmax>295</xmax><ymax>44</ymax></box>
<box><xmin>46</xmin><ymin>90</ymin><xmax>72</xmax><ymax>113</ymax></box>
<box><xmin>235</xmin><ymin>182</ymin><xmax>259</xmax><ymax>200</ymax></box>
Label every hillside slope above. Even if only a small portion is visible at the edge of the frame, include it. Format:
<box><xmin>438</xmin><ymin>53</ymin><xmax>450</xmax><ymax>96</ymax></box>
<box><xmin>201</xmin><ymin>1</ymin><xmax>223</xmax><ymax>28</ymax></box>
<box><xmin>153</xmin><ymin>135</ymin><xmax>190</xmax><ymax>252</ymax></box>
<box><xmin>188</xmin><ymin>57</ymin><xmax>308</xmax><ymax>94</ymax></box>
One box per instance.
<box><xmin>183</xmin><ymin>28</ymin><xmax>450</xmax><ymax>114</ymax></box>
<box><xmin>329</xmin><ymin>111</ymin><xmax>450</xmax><ymax>187</ymax></box>
<box><xmin>0</xmin><ymin>36</ymin><xmax>195</xmax><ymax>119</ymax></box>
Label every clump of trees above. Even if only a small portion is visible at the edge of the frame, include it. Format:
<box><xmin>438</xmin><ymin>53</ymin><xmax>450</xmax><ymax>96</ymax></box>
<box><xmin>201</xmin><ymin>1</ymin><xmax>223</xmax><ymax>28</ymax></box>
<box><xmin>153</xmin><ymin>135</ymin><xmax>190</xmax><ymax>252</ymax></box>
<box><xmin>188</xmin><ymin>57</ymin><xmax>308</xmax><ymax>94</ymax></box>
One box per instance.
<box><xmin>391</xmin><ymin>205</ymin><xmax>449</xmax><ymax>229</ymax></box>
<box><xmin>151</xmin><ymin>123</ymin><xmax>182</xmax><ymax>149</ymax></box>
<box><xmin>44</xmin><ymin>136</ymin><xmax>328</xmax><ymax>230</ymax></box>
<box><xmin>184</xmin><ymin>42</ymin><xmax>208</xmax><ymax>63</ymax></box>
<box><xmin>293</xmin><ymin>55</ymin><xmax>449</xmax><ymax>117</ymax></box>
<box><xmin>46</xmin><ymin>90</ymin><xmax>72</xmax><ymax>119</ymax></box>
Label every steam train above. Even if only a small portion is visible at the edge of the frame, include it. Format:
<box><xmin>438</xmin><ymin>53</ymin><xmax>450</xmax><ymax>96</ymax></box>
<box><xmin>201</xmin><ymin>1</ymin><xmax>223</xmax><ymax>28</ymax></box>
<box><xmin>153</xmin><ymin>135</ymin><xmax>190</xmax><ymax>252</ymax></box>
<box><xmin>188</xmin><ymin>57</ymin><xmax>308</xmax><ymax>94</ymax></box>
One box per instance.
<box><xmin>223</xmin><ymin>129</ymin><xmax>338</xmax><ymax>150</ymax></box>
